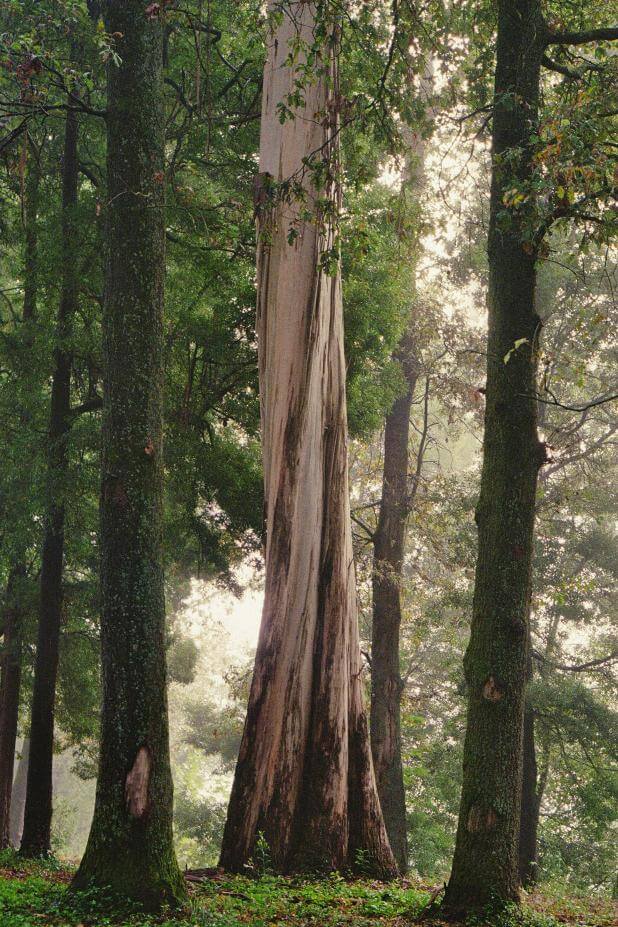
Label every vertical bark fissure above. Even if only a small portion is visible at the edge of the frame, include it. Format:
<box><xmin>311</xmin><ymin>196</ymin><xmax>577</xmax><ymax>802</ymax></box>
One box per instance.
<box><xmin>73</xmin><ymin>1</ymin><xmax>185</xmax><ymax>909</ymax></box>
<box><xmin>219</xmin><ymin>2</ymin><xmax>396</xmax><ymax>878</ymax></box>
<box><xmin>444</xmin><ymin>0</ymin><xmax>546</xmax><ymax>911</ymax></box>
<box><xmin>21</xmin><ymin>104</ymin><xmax>79</xmax><ymax>857</ymax></box>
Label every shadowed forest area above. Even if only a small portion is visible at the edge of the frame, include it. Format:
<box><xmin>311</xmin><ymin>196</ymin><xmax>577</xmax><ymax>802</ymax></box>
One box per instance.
<box><xmin>0</xmin><ymin>1</ymin><xmax>617</xmax><ymax>926</ymax></box>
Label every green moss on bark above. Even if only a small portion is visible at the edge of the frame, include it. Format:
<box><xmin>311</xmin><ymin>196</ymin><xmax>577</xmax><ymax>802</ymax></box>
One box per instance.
<box><xmin>72</xmin><ymin>1</ymin><xmax>185</xmax><ymax>910</ymax></box>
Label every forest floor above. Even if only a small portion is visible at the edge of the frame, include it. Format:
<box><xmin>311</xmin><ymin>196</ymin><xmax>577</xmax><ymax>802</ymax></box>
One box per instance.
<box><xmin>0</xmin><ymin>851</ymin><xmax>616</xmax><ymax>927</ymax></box>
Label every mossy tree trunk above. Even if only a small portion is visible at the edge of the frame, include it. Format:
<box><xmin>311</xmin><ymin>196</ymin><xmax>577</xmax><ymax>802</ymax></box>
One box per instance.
<box><xmin>219</xmin><ymin>1</ymin><xmax>397</xmax><ymax>879</ymax></box>
<box><xmin>73</xmin><ymin>1</ymin><xmax>185</xmax><ymax>909</ymax></box>
<box><xmin>0</xmin><ymin>566</ymin><xmax>26</xmax><ymax>848</ymax></box>
<box><xmin>21</xmin><ymin>106</ymin><xmax>79</xmax><ymax>858</ymax></box>
<box><xmin>443</xmin><ymin>0</ymin><xmax>546</xmax><ymax>912</ymax></box>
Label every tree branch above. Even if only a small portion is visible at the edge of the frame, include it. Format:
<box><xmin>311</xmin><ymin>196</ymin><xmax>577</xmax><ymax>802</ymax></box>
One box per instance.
<box><xmin>532</xmin><ymin>649</ymin><xmax>618</xmax><ymax>673</ymax></box>
<box><xmin>546</xmin><ymin>26</ymin><xmax>618</xmax><ymax>46</ymax></box>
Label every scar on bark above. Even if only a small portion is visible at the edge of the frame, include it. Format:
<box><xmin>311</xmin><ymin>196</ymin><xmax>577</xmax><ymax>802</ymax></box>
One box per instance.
<box><xmin>483</xmin><ymin>676</ymin><xmax>503</xmax><ymax>702</ymax></box>
<box><xmin>125</xmin><ymin>745</ymin><xmax>151</xmax><ymax>819</ymax></box>
<box><xmin>467</xmin><ymin>805</ymin><xmax>498</xmax><ymax>832</ymax></box>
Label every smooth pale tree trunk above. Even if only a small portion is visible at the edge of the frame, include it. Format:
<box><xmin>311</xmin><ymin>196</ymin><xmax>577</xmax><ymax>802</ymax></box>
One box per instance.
<box><xmin>73</xmin><ymin>1</ymin><xmax>185</xmax><ymax>909</ymax></box>
<box><xmin>444</xmin><ymin>0</ymin><xmax>546</xmax><ymax>912</ymax></box>
<box><xmin>0</xmin><ymin>567</ymin><xmax>25</xmax><ymax>848</ymax></box>
<box><xmin>21</xmin><ymin>107</ymin><xmax>79</xmax><ymax>857</ymax></box>
<box><xmin>9</xmin><ymin>739</ymin><xmax>29</xmax><ymax>848</ymax></box>
<box><xmin>219</xmin><ymin>2</ymin><xmax>397</xmax><ymax>878</ymax></box>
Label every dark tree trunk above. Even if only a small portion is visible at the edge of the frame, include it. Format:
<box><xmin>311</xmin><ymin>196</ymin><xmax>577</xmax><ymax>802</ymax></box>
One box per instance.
<box><xmin>22</xmin><ymin>138</ymin><xmax>39</xmax><ymax>326</ymax></box>
<box><xmin>21</xmin><ymin>106</ymin><xmax>79</xmax><ymax>858</ymax></box>
<box><xmin>0</xmin><ymin>567</ymin><xmax>25</xmax><ymax>848</ymax></box>
<box><xmin>9</xmin><ymin>739</ymin><xmax>29</xmax><ymax>848</ymax></box>
<box><xmin>444</xmin><ymin>0</ymin><xmax>546</xmax><ymax>912</ymax></box>
<box><xmin>73</xmin><ymin>1</ymin><xmax>185</xmax><ymax>909</ymax></box>
<box><xmin>519</xmin><ymin>703</ymin><xmax>539</xmax><ymax>886</ymax></box>
<box><xmin>370</xmin><ymin>337</ymin><xmax>418</xmax><ymax>874</ymax></box>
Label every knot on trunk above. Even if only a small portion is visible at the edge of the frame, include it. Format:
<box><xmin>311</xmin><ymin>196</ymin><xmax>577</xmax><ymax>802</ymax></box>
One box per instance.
<box><xmin>482</xmin><ymin>676</ymin><xmax>503</xmax><ymax>702</ymax></box>
<box><xmin>125</xmin><ymin>745</ymin><xmax>151</xmax><ymax>819</ymax></box>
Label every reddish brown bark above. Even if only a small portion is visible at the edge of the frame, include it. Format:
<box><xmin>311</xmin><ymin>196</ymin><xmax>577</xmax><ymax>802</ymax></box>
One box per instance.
<box><xmin>219</xmin><ymin>3</ymin><xmax>396</xmax><ymax>878</ymax></box>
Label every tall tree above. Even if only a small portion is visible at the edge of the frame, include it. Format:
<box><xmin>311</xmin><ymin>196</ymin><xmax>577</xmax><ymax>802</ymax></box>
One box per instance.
<box><xmin>21</xmin><ymin>106</ymin><xmax>79</xmax><ymax>857</ymax></box>
<box><xmin>370</xmin><ymin>68</ymin><xmax>435</xmax><ymax>873</ymax></box>
<box><xmin>73</xmin><ymin>0</ymin><xmax>186</xmax><ymax>909</ymax></box>
<box><xmin>370</xmin><ymin>337</ymin><xmax>418</xmax><ymax>874</ymax></box>
<box><xmin>0</xmin><ymin>566</ymin><xmax>25</xmax><ymax>848</ymax></box>
<box><xmin>445</xmin><ymin>1</ymin><xmax>618</xmax><ymax>911</ymax></box>
<box><xmin>0</xmin><ymin>136</ymin><xmax>40</xmax><ymax>849</ymax></box>
<box><xmin>219</xmin><ymin>2</ymin><xmax>397</xmax><ymax>877</ymax></box>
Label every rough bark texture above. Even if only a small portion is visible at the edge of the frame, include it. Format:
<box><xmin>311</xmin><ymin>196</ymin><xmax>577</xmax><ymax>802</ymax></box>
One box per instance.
<box><xmin>0</xmin><ymin>567</ymin><xmax>25</xmax><ymax>848</ymax></box>
<box><xmin>9</xmin><ymin>739</ymin><xmax>29</xmax><ymax>848</ymax></box>
<box><xmin>73</xmin><ymin>2</ymin><xmax>185</xmax><ymax>909</ymax></box>
<box><xmin>219</xmin><ymin>2</ymin><xmax>396</xmax><ymax>879</ymax></box>
<box><xmin>370</xmin><ymin>339</ymin><xmax>417</xmax><ymax>873</ymax></box>
<box><xmin>21</xmin><ymin>106</ymin><xmax>79</xmax><ymax>858</ymax></box>
<box><xmin>444</xmin><ymin>0</ymin><xmax>546</xmax><ymax>912</ymax></box>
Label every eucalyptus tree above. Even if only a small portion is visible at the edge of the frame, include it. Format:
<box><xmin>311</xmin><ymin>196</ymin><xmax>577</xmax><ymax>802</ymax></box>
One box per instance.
<box><xmin>219</xmin><ymin>0</ymin><xmax>397</xmax><ymax>877</ymax></box>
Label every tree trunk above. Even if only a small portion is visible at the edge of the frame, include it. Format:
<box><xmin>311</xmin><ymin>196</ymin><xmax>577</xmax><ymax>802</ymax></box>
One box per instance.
<box><xmin>22</xmin><ymin>137</ymin><xmax>39</xmax><ymax>325</ymax></box>
<box><xmin>444</xmin><ymin>0</ymin><xmax>545</xmax><ymax>912</ymax></box>
<box><xmin>9</xmin><ymin>739</ymin><xmax>29</xmax><ymax>848</ymax></box>
<box><xmin>370</xmin><ymin>66</ymin><xmax>434</xmax><ymax>874</ymax></box>
<box><xmin>20</xmin><ymin>106</ymin><xmax>79</xmax><ymax>858</ymax></box>
<box><xmin>0</xmin><ymin>567</ymin><xmax>25</xmax><ymax>848</ymax></box>
<box><xmin>73</xmin><ymin>2</ymin><xmax>185</xmax><ymax>909</ymax></box>
<box><xmin>519</xmin><ymin>703</ymin><xmax>539</xmax><ymax>886</ymax></box>
<box><xmin>370</xmin><ymin>340</ymin><xmax>418</xmax><ymax>874</ymax></box>
<box><xmin>219</xmin><ymin>3</ymin><xmax>397</xmax><ymax>878</ymax></box>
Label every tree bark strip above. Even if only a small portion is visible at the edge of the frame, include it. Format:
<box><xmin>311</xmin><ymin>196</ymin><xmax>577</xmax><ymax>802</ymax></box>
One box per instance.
<box><xmin>444</xmin><ymin>0</ymin><xmax>546</xmax><ymax>911</ymax></box>
<box><xmin>73</xmin><ymin>1</ymin><xmax>185</xmax><ymax>909</ymax></box>
<box><xmin>21</xmin><ymin>106</ymin><xmax>79</xmax><ymax>857</ymax></box>
<box><xmin>219</xmin><ymin>2</ymin><xmax>396</xmax><ymax>878</ymax></box>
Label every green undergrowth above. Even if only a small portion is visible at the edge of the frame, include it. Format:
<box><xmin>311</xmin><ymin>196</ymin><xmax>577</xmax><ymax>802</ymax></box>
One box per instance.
<box><xmin>0</xmin><ymin>850</ymin><xmax>615</xmax><ymax>927</ymax></box>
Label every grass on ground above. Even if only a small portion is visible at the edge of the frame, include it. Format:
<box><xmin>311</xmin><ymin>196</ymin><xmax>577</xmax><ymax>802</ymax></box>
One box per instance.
<box><xmin>0</xmin><ymin>850</ymin><xmax>615</xmax><ymax>927</ymax></box>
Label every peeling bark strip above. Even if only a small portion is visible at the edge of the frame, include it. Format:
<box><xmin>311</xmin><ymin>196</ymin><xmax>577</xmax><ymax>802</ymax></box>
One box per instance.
<box><xmin>125</xmin><ymin>747</ymin><xmax>151</xmax><ymax>819</ymax></box>
<box><xmin>219</xmin><ymin>2</ymin><xmax>396</xmax><ymax>879</ymax></box>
